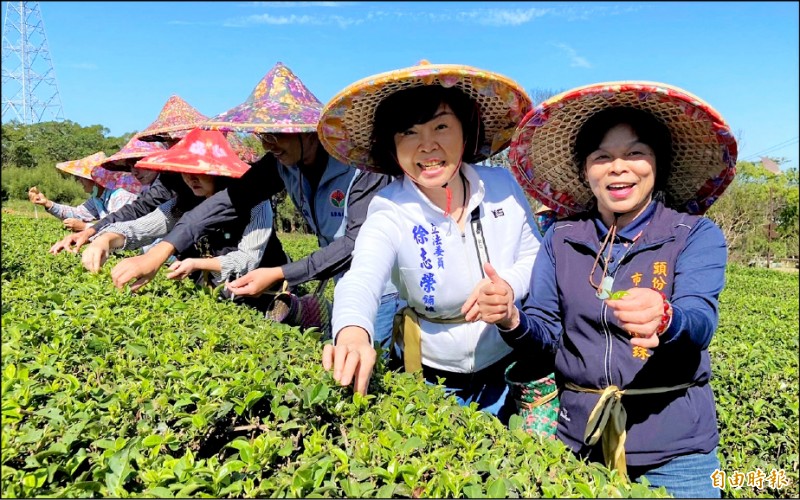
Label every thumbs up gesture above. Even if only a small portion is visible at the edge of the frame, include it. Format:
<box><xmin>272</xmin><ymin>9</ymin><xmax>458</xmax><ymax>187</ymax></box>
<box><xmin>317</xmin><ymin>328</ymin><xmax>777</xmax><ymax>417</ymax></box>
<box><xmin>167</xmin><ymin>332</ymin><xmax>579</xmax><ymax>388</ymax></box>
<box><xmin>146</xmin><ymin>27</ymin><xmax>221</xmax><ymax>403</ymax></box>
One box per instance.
<box><xmin>461</xmin><ymin>262</ymin><xmax>519</xmax><ymax>329</ymax></box>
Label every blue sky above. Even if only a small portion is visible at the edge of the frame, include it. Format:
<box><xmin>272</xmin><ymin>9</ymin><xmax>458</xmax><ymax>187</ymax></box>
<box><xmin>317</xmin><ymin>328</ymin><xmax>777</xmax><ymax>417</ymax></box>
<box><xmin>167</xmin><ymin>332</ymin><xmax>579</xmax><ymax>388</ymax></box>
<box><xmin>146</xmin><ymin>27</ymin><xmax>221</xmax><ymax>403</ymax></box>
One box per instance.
<box><xmin>2</xmin><ymin>1</ymin><xmax>798</xmax><ymax>170</ymax></box>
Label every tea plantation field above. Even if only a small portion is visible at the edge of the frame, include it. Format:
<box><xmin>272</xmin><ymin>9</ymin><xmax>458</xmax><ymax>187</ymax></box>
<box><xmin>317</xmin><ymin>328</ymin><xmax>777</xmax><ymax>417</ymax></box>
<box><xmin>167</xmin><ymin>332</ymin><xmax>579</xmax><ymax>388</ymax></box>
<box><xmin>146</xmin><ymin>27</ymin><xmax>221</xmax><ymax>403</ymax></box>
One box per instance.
<box><xmin>2</xmin><ymin>211</ymin><xmax>797</xmax><ymax>498</ymax></box>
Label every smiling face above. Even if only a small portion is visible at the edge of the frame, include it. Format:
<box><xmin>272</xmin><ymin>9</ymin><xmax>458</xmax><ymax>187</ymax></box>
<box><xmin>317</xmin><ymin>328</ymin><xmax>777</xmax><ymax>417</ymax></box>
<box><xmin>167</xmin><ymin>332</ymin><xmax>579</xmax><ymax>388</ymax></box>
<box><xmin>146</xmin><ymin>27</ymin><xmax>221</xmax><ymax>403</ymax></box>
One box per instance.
<box><xmin>259</xmin><ymin>133</ymin><xmax>318</xmax><ymax>167</ymax></box>
<box><xmin>181</xmin><ymin>173</ymin><xmax>216</xmax><ymax>198</ymax></box>
<box><xmin>584</xmin><ymin>123</ymin><xmax>656</xmax><ymax>226</ymax></box>
<box><xmin>393</xmin><ymin>103</ymin><xmax>465</xmax><ymax>191</ymax></box>
<box><xmin>131</xmin><ymin>166</ymin><xmax>158</xmax><ymax>185</ymax></box>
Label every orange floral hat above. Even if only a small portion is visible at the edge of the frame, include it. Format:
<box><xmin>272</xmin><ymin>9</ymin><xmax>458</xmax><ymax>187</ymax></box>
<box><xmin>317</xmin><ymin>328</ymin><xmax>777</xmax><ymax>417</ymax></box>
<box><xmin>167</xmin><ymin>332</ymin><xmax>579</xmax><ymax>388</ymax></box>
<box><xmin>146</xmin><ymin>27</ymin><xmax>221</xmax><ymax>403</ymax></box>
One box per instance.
<box><xmin>135</xmin><ymin>128</ymin><xmax>251</xmax><ymax>178</ymax></box>
<box><xmin>317</xmin><ymin>60</ymin><xmax>532</xmax><ymax>173</ymax></box>
<box><xmin>56</xmin><ymin>151</ymin><xmax>142</xmax><ymax>192</ymax></box>
<box><xmin>137</xmin><ymin>95</ymin><xmax>209</xmax><ymax>143</ymax></box>
<box><xmin>509</xmin><ymin>81</ymin><xmax>738</xmax><ymax>216</ymax></box>
<box><xmin>55</xmin><ymin>152</ymin><xmax>108</xmax><ymax>180</ymax></box>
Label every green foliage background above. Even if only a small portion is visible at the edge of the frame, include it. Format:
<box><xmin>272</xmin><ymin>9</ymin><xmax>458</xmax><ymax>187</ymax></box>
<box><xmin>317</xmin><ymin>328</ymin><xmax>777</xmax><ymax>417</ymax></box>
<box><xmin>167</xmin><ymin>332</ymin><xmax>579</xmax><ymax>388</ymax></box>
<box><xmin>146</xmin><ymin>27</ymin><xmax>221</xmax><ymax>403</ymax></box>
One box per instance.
<box><xmin>2</xmin><ymin>212</ymin><xmax>798</xmax><ymax>498</ymax></box>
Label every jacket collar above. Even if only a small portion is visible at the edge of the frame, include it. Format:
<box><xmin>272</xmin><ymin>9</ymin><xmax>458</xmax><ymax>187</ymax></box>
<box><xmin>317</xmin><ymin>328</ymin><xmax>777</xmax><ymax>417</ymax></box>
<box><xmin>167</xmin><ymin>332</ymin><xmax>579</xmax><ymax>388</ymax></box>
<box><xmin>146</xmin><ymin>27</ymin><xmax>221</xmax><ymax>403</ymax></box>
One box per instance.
<box><xmin>559</xmin><ymin>200</ymin><xmax>689</xmax><ymax>252</ymax></box>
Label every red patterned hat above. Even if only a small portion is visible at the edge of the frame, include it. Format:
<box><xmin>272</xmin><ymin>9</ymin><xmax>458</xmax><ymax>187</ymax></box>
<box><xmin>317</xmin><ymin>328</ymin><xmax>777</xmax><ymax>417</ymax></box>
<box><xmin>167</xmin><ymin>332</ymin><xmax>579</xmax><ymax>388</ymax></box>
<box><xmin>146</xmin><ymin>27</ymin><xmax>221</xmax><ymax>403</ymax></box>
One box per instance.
<box><xmin>138</xmin><ymin>95</ymin><xmax>209</xmax><ymax>143</ymax></box>
<box><xmin>509</xmin><ymin>81</ymin><xmax>738</xmax><ymax>216</ymax></box>
<box><xmin>135</xmin><ymin>128</ymin><xmax>251</xmax><ymax>178</ymax></box>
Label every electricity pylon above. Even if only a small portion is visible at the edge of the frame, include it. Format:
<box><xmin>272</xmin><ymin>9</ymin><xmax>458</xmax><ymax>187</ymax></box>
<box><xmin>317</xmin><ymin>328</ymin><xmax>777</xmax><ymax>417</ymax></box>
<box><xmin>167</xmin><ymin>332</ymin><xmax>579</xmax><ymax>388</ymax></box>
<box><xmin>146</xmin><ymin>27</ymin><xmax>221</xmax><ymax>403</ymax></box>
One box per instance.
<box><xmin>2</xmin><ymin>1</ymin><xmax>65</xmax><ymax>124</ymax></box>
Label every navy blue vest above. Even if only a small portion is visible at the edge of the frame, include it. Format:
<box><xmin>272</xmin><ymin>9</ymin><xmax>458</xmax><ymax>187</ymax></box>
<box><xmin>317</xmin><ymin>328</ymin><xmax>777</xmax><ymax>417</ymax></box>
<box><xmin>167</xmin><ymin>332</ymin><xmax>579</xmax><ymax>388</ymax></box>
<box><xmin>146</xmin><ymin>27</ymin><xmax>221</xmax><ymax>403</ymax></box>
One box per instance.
<box><xmin>550</xmin><ymin>201</ymin><xmax>718</xmax><ymax>466</ymax></box>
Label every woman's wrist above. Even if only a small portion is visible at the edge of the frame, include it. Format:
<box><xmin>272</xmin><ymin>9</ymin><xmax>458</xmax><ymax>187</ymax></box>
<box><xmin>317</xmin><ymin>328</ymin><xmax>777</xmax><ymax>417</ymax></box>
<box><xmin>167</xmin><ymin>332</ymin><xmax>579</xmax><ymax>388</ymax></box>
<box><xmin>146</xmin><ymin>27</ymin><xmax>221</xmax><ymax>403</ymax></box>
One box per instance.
<box><xmin>654</xmin><ymin>290</ymin><xmax>673</xmax><ymax>336</ymax></box>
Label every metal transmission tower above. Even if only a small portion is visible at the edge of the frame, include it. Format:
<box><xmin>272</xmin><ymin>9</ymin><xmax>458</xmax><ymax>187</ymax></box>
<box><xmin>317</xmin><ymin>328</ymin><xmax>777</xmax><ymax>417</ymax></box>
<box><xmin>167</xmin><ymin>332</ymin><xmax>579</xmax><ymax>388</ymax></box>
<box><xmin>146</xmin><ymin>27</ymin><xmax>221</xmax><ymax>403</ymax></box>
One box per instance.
<box><xmin>1</xmin><ymin>1</ymin><xmax>65</xmax><ymax>124</ymax></box>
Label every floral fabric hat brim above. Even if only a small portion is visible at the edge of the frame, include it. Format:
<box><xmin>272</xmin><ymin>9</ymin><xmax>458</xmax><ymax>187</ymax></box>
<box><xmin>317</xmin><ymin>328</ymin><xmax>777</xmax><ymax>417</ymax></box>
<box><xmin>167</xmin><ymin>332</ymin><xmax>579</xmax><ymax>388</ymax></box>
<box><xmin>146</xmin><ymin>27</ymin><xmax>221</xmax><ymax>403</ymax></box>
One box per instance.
<box><xmin>509</xmin><ymin>81</ymin><xmax>738</xmax><ymax>217</ymax></box>
<box><xmin>203</xmin><ymin>62</ymin><xmax>323</xmax><ymax>134</ymax></box>
<box><xmin>135</xmin><ymin>128</ymin><xmax>251</xmax><ymax>179</ymax></box>
<box><xmin>137</xmin><ymin>95</ymin><xmax>209</xmax><ymax>143</ymax></box>
<box><xmin>204</xmin><ymin>101</ymin><xmax>320</xmax><ymax>134</ymax></box>
<box><xmin>90</xmin><ymin>167</ymin><xmax>143</xmax><ymax>193</ymax></box>
<box><xmin>100</xmin><ymin>138</ymin><xmax>168</xmax><ymax>171</ymax></box>
<box><xmin>317</xmin><ymin>62</ymin><xmax>532</xmax><ymax>174</ymax></box>
<box><xmin>55</xmin><ymin>151</ymin><xmax>108</xmax><ymax>180</ymax></box>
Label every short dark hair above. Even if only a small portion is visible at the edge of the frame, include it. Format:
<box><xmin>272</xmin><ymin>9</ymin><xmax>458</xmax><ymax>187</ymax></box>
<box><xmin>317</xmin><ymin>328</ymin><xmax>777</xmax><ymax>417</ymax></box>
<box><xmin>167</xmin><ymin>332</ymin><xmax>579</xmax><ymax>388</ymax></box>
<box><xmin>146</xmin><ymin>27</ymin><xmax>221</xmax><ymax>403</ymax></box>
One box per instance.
<box><xmin>574</xmin><ymin>107</ymin><xmax>673</xmax><ymax>203</ymax></box>
<box><xmin>370</xmin><ymin>85</ymin><xmax>484</xmax><ymax>176</ymax></box>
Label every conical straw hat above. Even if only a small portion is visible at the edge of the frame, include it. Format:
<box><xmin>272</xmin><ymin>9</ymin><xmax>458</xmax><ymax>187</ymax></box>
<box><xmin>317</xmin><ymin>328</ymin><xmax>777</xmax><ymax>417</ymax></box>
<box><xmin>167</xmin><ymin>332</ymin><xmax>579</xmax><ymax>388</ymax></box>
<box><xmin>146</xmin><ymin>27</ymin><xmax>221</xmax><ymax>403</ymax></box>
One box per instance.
<box><xmin>136</xmin><ymin>129</ymin><xmax>251</xmax><ymax>179</ymax></box>
<box><xmin>204</xmin><ymin>62</ymin><xmax>323</xmax><ymax>134</ymax></box>
<box><xmin>509</xmin><ymin>81</ymin><xmax>738</xmax><ymax>216</ymax></box>
<box><xmin>138</xmin><ymin>95</ymin><xmax>209</xmax><ymax>143</ymax></box>
<box><xmin>317</xmin><ymin>60</ymin><xmax>531</xmax><ymax>173</ymax></box>
<box><xmin>100</xmin><ymin>137</ymin><xmax>167</xmax><ymax>171</ymax></box>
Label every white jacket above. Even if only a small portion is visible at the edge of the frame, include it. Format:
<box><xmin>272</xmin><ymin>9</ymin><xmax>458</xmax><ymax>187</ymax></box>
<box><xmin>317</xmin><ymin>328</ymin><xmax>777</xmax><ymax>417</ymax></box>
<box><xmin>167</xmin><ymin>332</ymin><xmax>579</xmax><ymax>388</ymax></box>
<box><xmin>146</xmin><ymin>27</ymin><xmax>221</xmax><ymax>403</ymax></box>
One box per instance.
<box><xmin>332</xmin><ymin>163</ymin><xmax>540</xmax><ymax>373</ymax></box>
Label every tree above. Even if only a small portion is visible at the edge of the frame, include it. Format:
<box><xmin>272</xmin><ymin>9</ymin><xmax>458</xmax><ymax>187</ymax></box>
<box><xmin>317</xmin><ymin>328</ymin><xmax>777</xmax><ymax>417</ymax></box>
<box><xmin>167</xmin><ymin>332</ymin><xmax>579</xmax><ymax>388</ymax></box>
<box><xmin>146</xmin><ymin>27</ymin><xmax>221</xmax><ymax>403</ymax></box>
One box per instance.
<box><xmin>706</xmin><ymin>159</ymin><xmax>799</xmax><ymax>265</ymax></box>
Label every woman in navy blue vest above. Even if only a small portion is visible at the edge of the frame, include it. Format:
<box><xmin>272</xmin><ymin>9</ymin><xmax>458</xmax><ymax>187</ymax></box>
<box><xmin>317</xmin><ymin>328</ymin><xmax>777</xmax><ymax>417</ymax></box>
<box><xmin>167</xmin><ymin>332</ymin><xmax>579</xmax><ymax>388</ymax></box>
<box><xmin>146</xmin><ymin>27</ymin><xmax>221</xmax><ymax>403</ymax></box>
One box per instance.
<box><xmin>474</xmin><ymin>82</ymin><xmax>737</xmax><ymax>498</ymax></box>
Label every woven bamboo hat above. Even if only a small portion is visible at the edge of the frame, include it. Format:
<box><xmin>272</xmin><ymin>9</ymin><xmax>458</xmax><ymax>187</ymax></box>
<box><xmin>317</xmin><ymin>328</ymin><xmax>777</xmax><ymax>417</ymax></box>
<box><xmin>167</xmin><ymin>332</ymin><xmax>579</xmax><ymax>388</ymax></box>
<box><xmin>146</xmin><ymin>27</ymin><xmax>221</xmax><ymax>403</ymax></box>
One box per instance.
<box><xmin>317</xmin><ymin>60</ymin><xmax>532</xmax><ymax>173</ymax></box>
<box><xmin>203</xmin><ymin>62</ymin><xmax>323</xmax><ymax>134</ymax></box>
<box><xmin>55</xmin><ymin>152</ymin><xmax>108</xmax><ymax>180</ymax></box>
<box><xmin>138</xmin><ymin>95</ymin><xmax>209</xmax><ymax>143</ymax></box>
<box><xmin>509</xmin><ymin>81</ymin><xmax>738</xmax><ymax>216</ymax></box>
<box><xmin>135</xmin><ymin>129</ymin><xmax>251</xmax><ymax>179</ymax></box>
<box><xmin>100</xmin><ymin>137</ymin><xmax>168</xmax><ymax>171</ymax></box>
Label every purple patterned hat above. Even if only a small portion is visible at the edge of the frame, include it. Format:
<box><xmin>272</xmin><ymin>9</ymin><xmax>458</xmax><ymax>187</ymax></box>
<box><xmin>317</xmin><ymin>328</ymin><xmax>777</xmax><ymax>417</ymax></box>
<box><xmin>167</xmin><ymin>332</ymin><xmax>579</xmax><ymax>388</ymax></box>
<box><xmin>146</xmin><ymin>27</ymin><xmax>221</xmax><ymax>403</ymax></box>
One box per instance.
<box><xmin>203</xmin><ymin>62</ymin><xmax>323</xmax><ymax>134</ymax></box>
<box><xmin>138</xmin><ymin>95</ymin><xmax>209</xmax><ymax>143</ymax></box>
<box><xmin>91</xmin><ymin>167</ymin><xmax>143</xmax><ymax>194</ymax></box>
<box><xmin>100</xmin><ymin>137</ymin><xmax>168</xmax><ymax>171</ymax></box>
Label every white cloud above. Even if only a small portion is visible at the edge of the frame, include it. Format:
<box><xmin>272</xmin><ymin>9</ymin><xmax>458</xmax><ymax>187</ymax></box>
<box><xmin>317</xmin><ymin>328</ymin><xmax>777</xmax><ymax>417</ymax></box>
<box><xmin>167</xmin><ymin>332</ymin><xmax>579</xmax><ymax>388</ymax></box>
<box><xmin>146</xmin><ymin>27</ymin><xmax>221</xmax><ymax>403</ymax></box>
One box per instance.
<box><xmin>245</xmin><ymin>1</ymin><xmax>354</xmax><ymax>7</ymax></box>
<box><xmin>458</xmin><ymin>8</ymin><xmax>551</xmax><ymax>27</ymax></box>
<box><xmin>224</xmin><ymin>13</ymin><xmax>322</xmax><ymax>27</ymax></box>
<box><xmin>553</xmin><ymin>43</ymin><xmax>592</xmax><ymax>69</ymax></box>
<box><xmin>224</xmin><ymin>5</ymin><xmax>619</xmax><ymax>29</ymax></box>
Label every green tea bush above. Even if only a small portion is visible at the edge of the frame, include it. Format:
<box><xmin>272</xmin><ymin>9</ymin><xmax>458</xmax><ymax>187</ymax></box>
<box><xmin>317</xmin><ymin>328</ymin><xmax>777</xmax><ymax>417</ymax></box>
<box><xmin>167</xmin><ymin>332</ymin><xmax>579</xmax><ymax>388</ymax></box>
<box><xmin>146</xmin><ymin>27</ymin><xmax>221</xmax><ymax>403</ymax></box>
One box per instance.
<box><xmin>1</xmin><ymin>213</ymin><xmax>797</xmax><ymax>498</ymax></box>
<box><xmin>712</xmin><ymin>265</ymin><xmax>799</xmax><ymax>498</ymax></box>
<box><xmin>1</xmin><ymin>165</ymin><xmax>86</xmax><ymax>205</ymax></box>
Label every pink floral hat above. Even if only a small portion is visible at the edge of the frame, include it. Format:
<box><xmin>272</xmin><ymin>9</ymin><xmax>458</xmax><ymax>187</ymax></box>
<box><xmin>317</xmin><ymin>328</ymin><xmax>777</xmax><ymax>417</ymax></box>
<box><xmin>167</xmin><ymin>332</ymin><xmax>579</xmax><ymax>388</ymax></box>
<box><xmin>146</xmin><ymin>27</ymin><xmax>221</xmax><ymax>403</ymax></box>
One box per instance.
<box><xmin>203</xmin><ymin>62</ymin><xmax>323</xmax><ymax>134</ymax></box>
<box><xmin>509</xmin><ymin>81</ymin><xmax>738</xmax><ymax>216</ymax></box>
<box><xmin>55</xmin><ymin>152</ymin><xmax>108</xmax><ymax>180</ymax></box>
<box><xmin>100</xmin><ymin>137</ymin><xmax>168</xmax><ymax>171</ymax></box>
<box><xmin>135</xmin><ymin>128</ymin><xmax>251</xmax><ymax>178</ymax></box>
<box><xmin>137</xmin><ymin>95</ymin><xmax>210</xmax><ymax>143</ymax></box>
<box><xmin>317</xmin><ymin>60</ymin><xmax>532</xmax><ymax>173</ymax></box>
<box><xmin>90</xmin><ymin>167</ymin><xmax>143</xmax><ymax>193</ymax></box>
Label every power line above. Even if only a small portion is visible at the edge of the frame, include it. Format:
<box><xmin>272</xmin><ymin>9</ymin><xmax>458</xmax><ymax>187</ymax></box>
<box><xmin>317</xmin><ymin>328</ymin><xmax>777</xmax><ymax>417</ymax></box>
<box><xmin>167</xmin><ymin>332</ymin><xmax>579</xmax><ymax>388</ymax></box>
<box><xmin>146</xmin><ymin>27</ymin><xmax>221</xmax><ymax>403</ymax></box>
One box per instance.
<box><xmin>742</xmin><ymin>137</ymin><xmax>799</xmax><ymax>162</ymax></box>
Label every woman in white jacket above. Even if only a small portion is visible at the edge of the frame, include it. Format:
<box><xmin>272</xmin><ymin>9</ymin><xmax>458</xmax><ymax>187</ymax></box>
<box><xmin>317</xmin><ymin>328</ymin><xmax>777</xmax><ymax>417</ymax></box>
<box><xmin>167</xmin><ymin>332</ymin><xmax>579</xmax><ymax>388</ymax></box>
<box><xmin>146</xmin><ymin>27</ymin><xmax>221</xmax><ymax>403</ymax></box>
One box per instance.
<box><xmin>319</xmin><ymin>61</ymin><xmax>539</xmax><ymax>421</ymax></box>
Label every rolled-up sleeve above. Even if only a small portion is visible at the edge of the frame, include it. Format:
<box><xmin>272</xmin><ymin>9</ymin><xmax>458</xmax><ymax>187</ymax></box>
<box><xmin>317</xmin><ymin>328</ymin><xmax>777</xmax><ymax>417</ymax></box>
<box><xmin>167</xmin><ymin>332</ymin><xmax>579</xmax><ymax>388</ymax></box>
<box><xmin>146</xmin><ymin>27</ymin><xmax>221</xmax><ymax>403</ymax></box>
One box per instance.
<box><xmin>215</xmin><ymin>200</ymin><xmax>274</xmax><ymax>282</ymax></box>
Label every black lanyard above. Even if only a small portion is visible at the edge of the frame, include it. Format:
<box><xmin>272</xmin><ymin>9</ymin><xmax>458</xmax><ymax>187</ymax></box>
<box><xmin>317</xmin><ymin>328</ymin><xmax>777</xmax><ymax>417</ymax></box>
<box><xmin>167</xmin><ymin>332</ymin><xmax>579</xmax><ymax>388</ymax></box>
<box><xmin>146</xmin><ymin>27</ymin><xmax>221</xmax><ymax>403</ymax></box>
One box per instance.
<box><xmin>470</xmin><ymin>206</ymin><xmax>490</xmax><ymax>278</ymax></box>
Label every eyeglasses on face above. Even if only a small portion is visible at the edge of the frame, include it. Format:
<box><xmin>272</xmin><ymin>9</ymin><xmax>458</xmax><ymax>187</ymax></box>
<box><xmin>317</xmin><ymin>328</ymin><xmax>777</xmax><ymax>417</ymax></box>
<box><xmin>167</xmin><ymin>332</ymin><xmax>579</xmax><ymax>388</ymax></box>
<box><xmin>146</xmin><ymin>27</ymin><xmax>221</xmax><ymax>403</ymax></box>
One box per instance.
<box><xmin>258</xmin><ymin>133</ymin><xmax>281</xmax><ymax>147</ymax></box>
